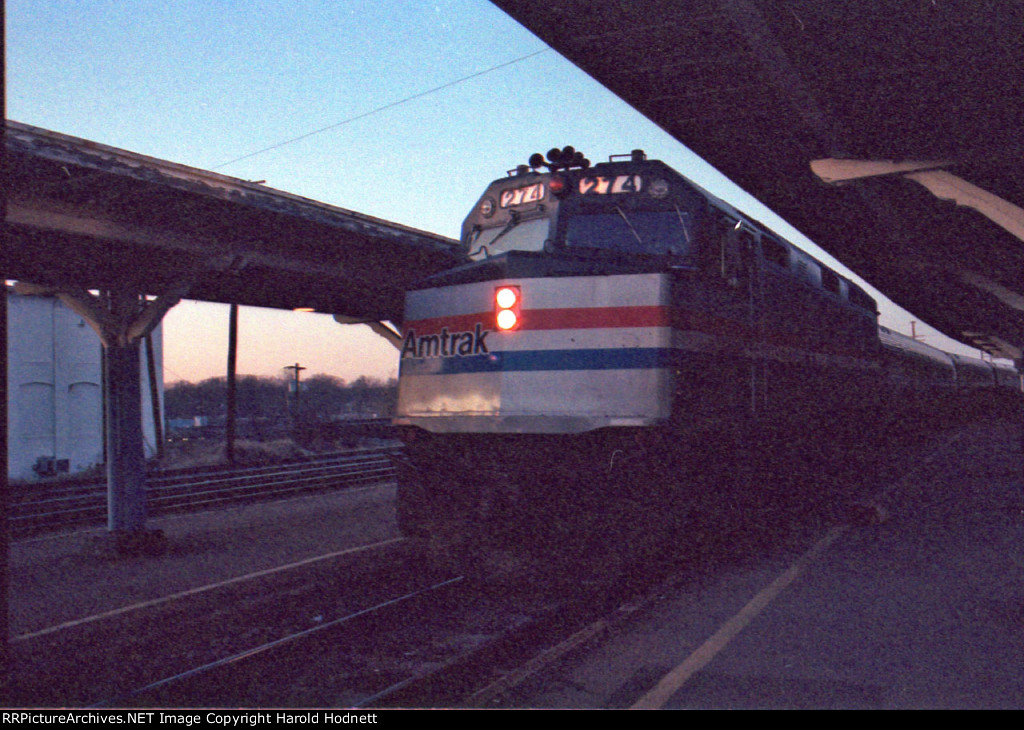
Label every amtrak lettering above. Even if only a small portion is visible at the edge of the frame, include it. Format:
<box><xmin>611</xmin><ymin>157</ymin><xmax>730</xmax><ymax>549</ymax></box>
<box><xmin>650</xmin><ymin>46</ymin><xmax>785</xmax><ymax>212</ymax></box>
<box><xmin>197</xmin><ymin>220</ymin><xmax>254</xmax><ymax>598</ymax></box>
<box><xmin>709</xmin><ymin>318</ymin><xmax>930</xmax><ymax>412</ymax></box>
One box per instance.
<box><xmin>401</xmin><ymin>323</ymin><xmax>490</xmax><ymax>359</ymax></box>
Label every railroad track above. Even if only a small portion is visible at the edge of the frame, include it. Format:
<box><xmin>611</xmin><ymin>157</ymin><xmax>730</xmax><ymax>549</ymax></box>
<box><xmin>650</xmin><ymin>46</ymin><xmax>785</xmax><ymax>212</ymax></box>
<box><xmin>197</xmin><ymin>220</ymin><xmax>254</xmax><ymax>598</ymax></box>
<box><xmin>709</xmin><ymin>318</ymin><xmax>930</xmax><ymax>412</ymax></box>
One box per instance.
<box><xmin>7</xmin><ymin>536</ymin><xmax>587</xmax><ymax>707</ymax></box>
<box><xmin>101</xmin><ymin>574</ymin><xmax>473</xmax><ymax>708</ymax></box>
<box><xmin>99</xmin><ymin>566</ymin><xmax>631</xmax><ymax>708</ymax></box>
<box><xmin>6</xmin><ymin>512</ymin><xmax>832</xmax><ymax>708</ymax></box>
<box><xmin>8</xmin><ymin>445</ymin><xmax>402</xmax><ymax>537</ymax></box>
<box><xmin>6</xmin><ymin>454</ymin><xmax>843</xmax><ymax>707</ymax></box>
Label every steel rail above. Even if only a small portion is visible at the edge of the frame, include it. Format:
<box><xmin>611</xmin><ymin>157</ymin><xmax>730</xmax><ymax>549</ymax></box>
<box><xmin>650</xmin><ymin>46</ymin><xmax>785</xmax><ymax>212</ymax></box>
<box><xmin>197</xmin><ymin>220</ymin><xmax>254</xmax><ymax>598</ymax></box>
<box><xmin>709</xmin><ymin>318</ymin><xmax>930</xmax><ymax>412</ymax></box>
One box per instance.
<box><xmin>90</xmin><ymin>575</ymin><xmax>464</xmax><ymax>708</ymax></box>
<box><xmin>8</xmin><ymin>445</ymin><xmax>402</xmax><ymax>537</ymax></box>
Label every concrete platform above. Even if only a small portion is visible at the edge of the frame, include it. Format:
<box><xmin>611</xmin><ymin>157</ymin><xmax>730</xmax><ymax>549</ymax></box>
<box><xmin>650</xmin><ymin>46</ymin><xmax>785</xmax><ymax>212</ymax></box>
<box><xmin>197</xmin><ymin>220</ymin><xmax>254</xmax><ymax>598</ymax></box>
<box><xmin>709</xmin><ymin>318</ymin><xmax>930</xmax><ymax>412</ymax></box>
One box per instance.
<box><xmin>501</xmin><ymin>418</ymin><xmax>1024</xmax><ymax>709</ymax></box>
<box><xmin>7</xmin><ymin>482</ymin><xmax>400</xmax><ymax>640</ymax></box>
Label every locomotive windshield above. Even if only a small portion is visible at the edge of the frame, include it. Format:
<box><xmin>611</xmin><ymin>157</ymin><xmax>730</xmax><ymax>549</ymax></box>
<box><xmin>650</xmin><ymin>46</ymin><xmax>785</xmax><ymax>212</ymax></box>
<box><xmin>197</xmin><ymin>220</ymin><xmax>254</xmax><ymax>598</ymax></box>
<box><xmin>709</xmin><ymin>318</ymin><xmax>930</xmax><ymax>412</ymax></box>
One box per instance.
<box><xmin>564</xmin><ymin>207</ymin><xmax>692</xmax><ymax>257</ymax></box>
<box><xmin>465</xmin><ymin>215</ymin><xmax>550</xmax><ymax>260</ymax></box>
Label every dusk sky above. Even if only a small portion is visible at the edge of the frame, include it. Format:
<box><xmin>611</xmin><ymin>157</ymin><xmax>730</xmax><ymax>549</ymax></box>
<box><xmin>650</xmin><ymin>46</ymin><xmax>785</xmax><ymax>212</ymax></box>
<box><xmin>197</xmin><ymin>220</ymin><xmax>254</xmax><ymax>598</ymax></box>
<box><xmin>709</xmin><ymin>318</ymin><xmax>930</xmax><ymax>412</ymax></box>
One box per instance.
<box><xmin>6</xmin><ymin>0</ymin><xmax>981</xmax><ymax>384</ymax></box>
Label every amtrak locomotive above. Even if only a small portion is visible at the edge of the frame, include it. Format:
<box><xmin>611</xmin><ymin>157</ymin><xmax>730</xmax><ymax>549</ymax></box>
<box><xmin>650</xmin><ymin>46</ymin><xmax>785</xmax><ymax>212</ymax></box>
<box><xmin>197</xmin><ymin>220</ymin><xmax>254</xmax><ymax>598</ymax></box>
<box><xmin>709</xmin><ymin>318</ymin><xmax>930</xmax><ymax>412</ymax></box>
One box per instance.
<box><xmin>392</xmin><ymin>148</ymin><xmax>1018</xmax><ymax>565</ymax></box>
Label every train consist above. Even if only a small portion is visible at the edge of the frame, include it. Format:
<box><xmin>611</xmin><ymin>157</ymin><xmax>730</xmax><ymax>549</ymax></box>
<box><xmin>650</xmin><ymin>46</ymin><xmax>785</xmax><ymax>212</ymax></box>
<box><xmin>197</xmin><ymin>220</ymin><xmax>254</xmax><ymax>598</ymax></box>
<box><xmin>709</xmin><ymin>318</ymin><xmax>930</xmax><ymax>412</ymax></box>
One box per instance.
<box><xmin>392</xmin><ymin>148</ymin><xmax>1020</xmax><ymax>565</ymax></box>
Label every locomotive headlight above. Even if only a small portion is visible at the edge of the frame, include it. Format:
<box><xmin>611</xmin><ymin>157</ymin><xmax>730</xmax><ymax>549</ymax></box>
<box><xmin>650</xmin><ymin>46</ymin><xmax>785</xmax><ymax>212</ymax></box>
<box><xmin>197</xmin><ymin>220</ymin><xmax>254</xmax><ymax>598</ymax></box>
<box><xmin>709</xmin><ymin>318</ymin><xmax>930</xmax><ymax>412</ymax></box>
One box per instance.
<box><xmin>495</xmin><ymin>286</ymin><xmax>521</xmax><ymax>331</ymax></box>
<box><xmin>649</xmin><ymin>178</ymin><xmax>670</xmax><ymax>199</ymax></box>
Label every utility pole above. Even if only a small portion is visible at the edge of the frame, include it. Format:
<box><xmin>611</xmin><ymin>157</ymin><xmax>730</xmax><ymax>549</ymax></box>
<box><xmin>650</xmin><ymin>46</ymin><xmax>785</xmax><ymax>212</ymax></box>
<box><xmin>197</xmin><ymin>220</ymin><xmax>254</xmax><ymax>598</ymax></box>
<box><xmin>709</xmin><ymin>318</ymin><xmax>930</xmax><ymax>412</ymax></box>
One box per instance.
<box><xmin>283</xmin><ymin>363</ymin><xmax>306</xmax><ymax>417</ymax></box>
<box><xmin>226</xmin><ymin>304</ymin><xmax>238</xmax><ymax>463</ymax></box>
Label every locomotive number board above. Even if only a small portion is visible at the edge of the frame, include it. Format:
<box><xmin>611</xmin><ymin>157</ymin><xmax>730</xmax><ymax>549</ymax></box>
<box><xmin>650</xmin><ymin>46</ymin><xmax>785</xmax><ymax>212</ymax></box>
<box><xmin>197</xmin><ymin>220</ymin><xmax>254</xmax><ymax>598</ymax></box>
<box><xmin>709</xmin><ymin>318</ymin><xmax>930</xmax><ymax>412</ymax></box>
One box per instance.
<box><xmin>499</xmin><ymin>183</ymin><xmax>545</xmax><ymax>208</ymax></box>
<box><xmin>578</xmin><ymin>175</ymin><xmax>643</xmax><ymax>195</ymax></box>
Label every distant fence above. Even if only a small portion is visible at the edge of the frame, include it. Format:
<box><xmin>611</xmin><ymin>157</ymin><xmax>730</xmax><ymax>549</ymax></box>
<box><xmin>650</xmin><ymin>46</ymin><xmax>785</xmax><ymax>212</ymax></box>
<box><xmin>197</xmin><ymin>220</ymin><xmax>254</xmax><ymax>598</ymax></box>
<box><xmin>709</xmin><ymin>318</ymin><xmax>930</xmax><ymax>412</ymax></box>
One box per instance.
<box><xmin>166</xmin><ymin>417</ymin><xmax>397</xmax><ymax>447</ymax></box>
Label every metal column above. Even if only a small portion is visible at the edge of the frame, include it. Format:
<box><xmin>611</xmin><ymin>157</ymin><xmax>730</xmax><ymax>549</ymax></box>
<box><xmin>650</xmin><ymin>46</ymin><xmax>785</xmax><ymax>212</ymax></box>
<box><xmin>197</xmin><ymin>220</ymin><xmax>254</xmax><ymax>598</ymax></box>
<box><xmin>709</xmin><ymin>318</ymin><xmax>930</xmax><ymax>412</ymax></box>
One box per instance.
<box><xmin>104</xmin><ymin>332</ymin><xmax>148</xmax><ymax>534</ymax></box>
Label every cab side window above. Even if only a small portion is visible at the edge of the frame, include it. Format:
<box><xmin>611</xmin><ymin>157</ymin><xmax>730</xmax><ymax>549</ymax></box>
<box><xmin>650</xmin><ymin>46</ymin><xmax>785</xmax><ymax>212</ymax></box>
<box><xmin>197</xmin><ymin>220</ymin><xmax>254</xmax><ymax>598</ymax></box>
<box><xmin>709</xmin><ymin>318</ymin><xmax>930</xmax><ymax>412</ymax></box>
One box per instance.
<box><xmin>761</xmin><ymin>236</ymin><xmax>790</xmax><ymax>269</ymax></box>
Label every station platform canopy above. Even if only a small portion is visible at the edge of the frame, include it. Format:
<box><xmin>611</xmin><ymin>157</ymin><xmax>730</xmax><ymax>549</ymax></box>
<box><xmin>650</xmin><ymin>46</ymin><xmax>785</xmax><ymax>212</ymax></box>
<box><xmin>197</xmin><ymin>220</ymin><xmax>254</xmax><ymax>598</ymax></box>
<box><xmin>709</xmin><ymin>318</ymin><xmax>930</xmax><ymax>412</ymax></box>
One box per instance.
<box><xmin>493</xmin><ymin>0</ymin><xmax>1024</xmax><ymax>359</ymax></box>
<box><xmin>5</xmin><ymin>121</ymin><xmax>464</xmax><ymax>324</ymax></box>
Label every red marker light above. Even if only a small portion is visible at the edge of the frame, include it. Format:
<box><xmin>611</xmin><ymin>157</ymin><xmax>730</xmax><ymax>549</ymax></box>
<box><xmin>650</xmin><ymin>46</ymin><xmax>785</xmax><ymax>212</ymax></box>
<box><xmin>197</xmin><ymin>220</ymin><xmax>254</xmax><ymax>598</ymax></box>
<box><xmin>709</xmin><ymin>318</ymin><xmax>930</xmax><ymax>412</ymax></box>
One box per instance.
<box><xmin>495</xmin><ymin>286</ymin><xmax>521</xmax><ymax>331</ymax></box>
<box><xmin>496</xmin><ymin>287</ymin><xmax>518</xmax><ymax>309</ymax></box>
<box><xmin>548</xmin><ymin>175</ymin><xmax>569</xmax><ymax>198</ymax></box>
<box><xmin>497</xmin><ymin>309</ymin><xmax>518</xmax><ymax>330</ymax></box>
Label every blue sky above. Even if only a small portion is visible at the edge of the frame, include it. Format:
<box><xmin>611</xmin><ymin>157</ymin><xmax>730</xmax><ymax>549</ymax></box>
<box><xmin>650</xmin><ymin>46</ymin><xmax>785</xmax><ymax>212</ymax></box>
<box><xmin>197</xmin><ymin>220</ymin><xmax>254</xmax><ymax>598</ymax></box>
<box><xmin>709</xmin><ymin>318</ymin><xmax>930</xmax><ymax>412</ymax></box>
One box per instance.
<box><xmin>6</xmin><ymin>0</ymin><xmax>979</xmax><ymax>383</ymax></box>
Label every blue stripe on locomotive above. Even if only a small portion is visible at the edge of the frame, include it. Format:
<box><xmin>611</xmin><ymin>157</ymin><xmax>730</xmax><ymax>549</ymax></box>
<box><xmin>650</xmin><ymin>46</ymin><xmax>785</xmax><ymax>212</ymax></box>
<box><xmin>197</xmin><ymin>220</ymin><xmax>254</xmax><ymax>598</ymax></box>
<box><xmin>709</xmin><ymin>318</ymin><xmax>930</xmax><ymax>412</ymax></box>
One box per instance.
<box><xmin>399</xmin><ymin>347</ymin><xmax>679</xmax><ymax>376</ymax></box>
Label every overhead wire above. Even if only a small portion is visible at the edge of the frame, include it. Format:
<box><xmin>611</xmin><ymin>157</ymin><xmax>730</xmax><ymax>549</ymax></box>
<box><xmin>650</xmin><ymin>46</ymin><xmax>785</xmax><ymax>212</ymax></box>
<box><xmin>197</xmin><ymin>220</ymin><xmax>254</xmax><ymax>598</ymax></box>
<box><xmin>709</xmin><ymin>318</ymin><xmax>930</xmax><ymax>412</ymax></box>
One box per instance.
<box><xmin>211</xmin><ymin>48</ymin><xmax>551</xmax><ymax>171</ymax></box>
